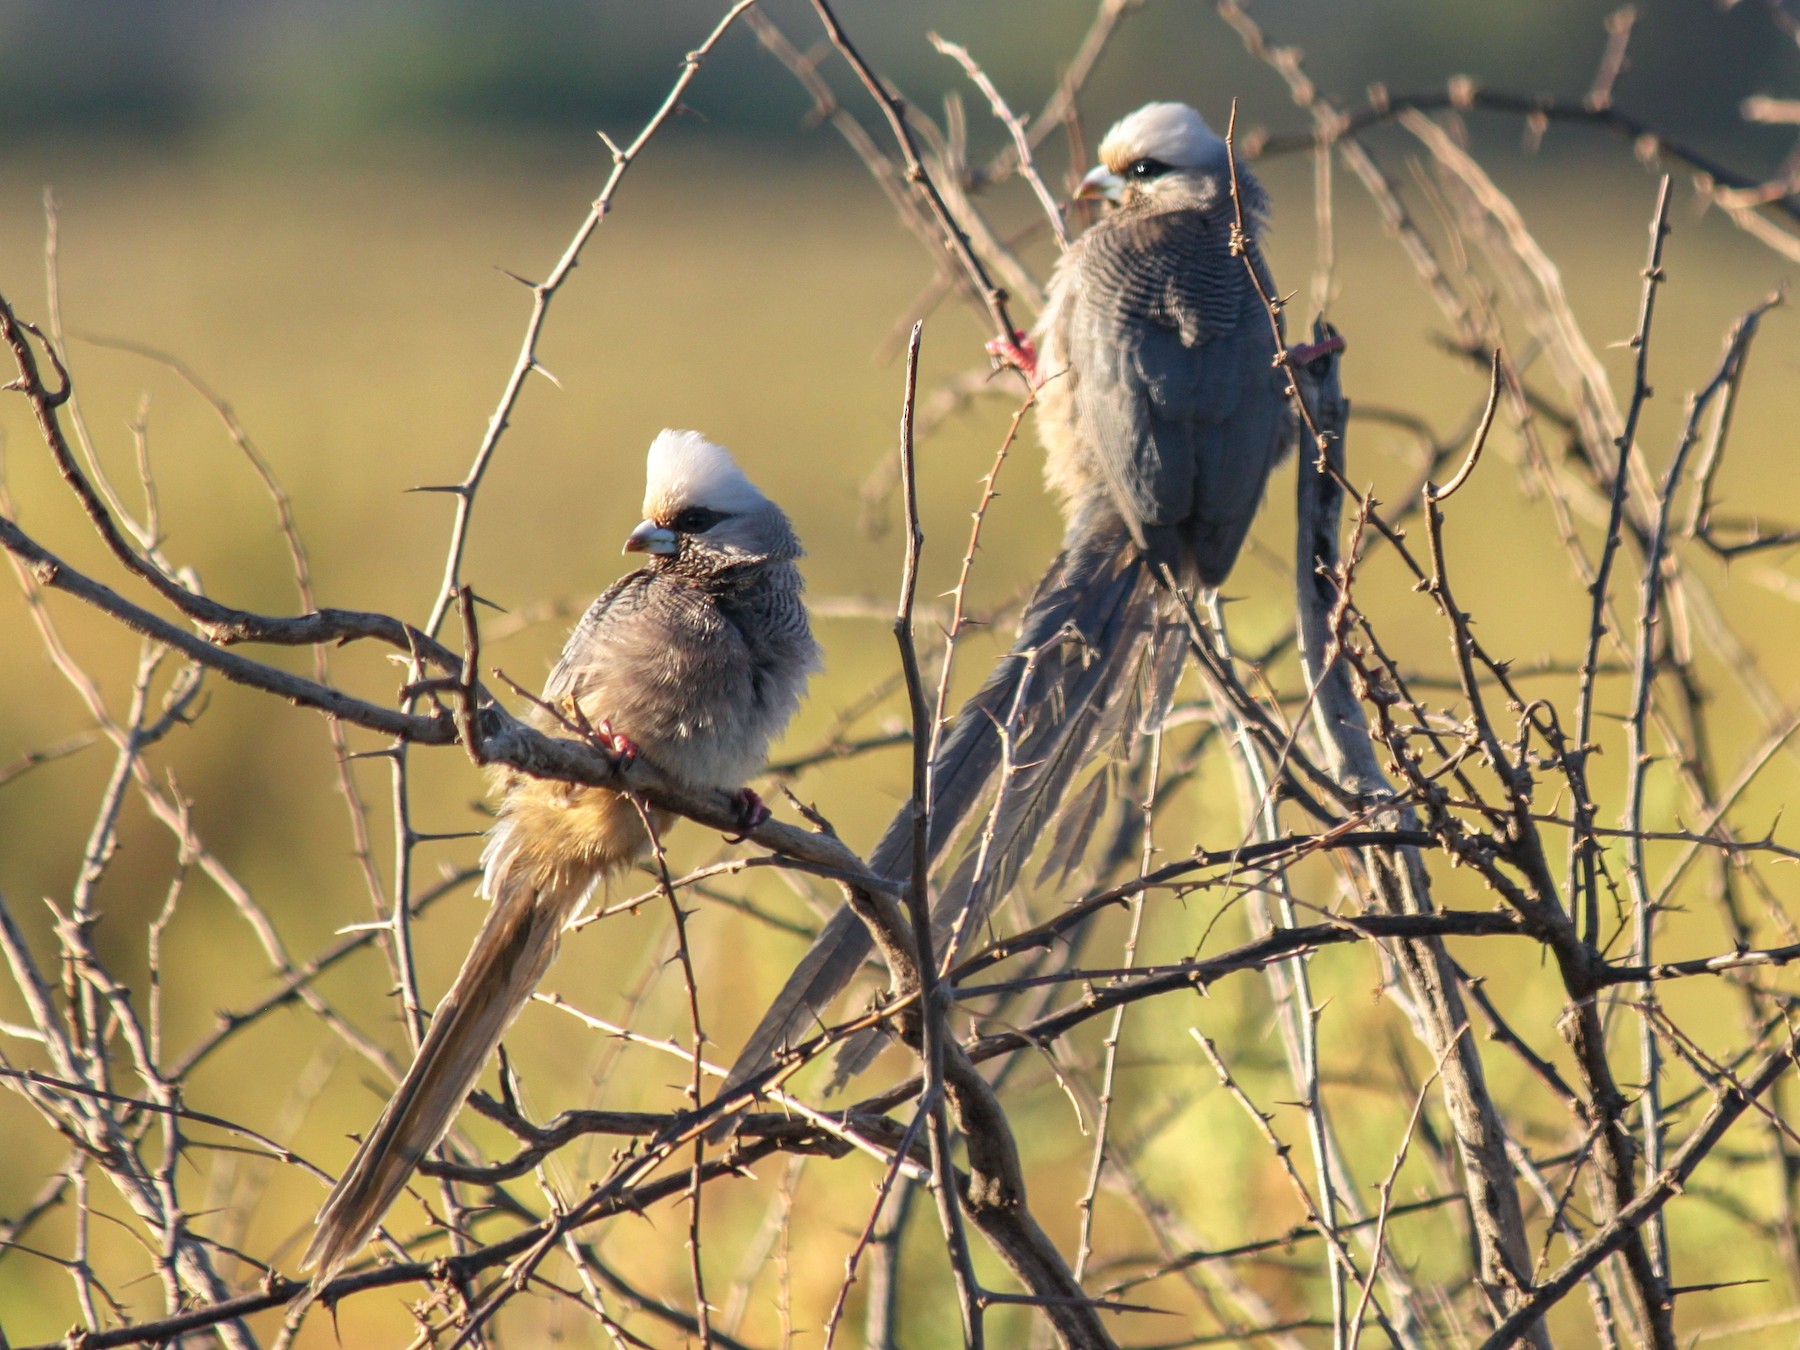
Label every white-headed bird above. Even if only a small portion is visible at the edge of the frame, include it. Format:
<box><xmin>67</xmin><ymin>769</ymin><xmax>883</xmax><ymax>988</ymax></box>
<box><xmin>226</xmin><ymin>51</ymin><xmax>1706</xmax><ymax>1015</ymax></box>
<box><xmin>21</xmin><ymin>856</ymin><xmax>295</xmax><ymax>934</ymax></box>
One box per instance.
<box><xmin>303</xmin><ymin>430</ymin><xmax>820</xmax><ymax>1291</ymax></box>
<box><xmin>722</xmin><ymin>102</ymin><xmax>1300</xmax><ymax>1099</ymax></box>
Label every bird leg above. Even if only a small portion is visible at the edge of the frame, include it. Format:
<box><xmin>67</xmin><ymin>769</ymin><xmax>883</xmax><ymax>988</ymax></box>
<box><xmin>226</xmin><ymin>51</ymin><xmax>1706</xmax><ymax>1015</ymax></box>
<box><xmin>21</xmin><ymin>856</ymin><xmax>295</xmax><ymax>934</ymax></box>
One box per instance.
<box><xmin>1286</xmin><ymin>333</ymin><xmax>1346</xmax><ymax>369</ymax></box>
<box><xmin>593</xmin><ymin>719</ymin><xmax>640</xmax><ymax>769</ymax></box>
<box><xmin>985</xmin><ymin>329</ymin><xmax>1039</xmax><ymax>385</ymax></box>
<box><xmin>723</xmin><ymin>787</ymin><xmax>770</xmax><ymax>842</ymax></box>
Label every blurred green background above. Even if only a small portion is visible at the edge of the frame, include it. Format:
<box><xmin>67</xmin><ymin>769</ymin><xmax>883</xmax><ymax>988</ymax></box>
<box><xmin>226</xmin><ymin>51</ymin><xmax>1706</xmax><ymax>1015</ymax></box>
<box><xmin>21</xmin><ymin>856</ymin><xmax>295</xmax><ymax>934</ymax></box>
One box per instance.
<box><xmin>1</xmin><ymin>1</ymin><xmax>1798</xmax><ymax>1345</ymax></box>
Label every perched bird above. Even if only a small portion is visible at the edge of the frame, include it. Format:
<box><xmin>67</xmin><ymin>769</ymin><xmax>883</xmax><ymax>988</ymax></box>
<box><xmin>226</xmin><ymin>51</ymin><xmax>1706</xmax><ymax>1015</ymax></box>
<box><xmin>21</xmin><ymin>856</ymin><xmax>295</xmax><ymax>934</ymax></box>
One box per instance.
<box><xmin>302</xmin><ymin>430</ymin><xmax>820</xmax><ymax>1291</ymax></box>
<box><xmin>720</xmin><ymin>102</ymin><xmax>1299</xmax><ymax>1098</ymax></box>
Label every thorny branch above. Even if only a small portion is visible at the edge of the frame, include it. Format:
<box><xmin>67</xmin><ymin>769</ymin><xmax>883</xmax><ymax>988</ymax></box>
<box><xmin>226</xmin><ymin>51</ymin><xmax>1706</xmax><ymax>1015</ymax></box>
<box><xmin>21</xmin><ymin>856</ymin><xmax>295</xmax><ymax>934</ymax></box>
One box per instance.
<box><xmin>6</xmin><ymin>3</ymin><xmax>1800</xmax><ymax>1347</ymax></box>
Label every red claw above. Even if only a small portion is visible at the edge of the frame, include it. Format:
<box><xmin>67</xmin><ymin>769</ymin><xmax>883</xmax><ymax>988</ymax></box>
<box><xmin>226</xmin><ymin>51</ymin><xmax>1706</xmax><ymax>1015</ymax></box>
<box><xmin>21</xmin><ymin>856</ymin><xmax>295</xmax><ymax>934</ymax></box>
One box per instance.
<box><xmin>595</xmin><ymin>719</ymin><xmax>639</xmax><ymax>768</ymax></box>
<box><xmin>724</xmin><ymin>787</ymin><xmax>769</xmax><ymax>843</ymax></box>
<box><xmin>1287</xmin><ymin>334</ymin><xmax>1347</xmax><ymax>368</ymax></box>
<box><xmin>986</xmin><ymin>329</ymin><xmax>1040</xmax><ymax>386</ymax></box>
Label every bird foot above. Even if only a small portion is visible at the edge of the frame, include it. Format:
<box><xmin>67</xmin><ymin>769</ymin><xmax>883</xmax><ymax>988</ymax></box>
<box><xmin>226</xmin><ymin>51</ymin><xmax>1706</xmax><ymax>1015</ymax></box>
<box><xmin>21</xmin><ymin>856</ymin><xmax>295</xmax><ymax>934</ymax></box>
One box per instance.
<box><xmin>595</xmin><ymin>719</ymin><xmax>639</xmax><ymax>768</ymax></box>
<box><xmin>986</xmin><ymin>330</ymin><xmax>1039</xmax><ymax>385</ymax></box>
<box><xmin>1287</xmin><ymin>334</ymin><xmax>1347</xmax><ymax>369</ymax></box>
<box><xmin>723</xmin><ymin>787</ymin><xmax>769</xmax><ymax>843</ymax></box>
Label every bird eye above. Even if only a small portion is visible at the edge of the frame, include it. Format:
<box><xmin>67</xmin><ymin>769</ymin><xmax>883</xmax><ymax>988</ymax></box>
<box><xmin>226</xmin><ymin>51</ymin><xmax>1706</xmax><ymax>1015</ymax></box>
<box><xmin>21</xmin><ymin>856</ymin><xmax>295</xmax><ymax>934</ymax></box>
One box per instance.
<box><xmin>1128</xmin><ymin>157</ymin><xmax>1172</xmax><ymax>181</ymax></box>
<box><xmin>670</xmin><ymin>506</ymin><xmax>727</xmax><ymax>534</ymax></box>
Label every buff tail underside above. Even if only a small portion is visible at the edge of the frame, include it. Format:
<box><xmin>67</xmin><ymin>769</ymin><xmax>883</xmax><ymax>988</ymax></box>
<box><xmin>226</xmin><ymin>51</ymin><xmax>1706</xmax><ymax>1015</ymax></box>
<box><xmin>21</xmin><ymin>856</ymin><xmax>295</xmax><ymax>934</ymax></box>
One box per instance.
<box><xmin>301</xmin><ymin>860</ymin><xmax>597</xmax><ymax>1294</ymax></box>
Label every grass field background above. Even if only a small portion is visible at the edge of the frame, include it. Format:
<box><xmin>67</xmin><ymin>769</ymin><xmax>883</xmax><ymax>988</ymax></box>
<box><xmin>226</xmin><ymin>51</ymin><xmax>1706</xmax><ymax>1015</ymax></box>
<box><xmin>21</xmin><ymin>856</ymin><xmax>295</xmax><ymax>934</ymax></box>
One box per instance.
<box><xmin>1</xmin><ymin>6</ymin><xmax>1799</xmax><ymax>1344</ymax></box>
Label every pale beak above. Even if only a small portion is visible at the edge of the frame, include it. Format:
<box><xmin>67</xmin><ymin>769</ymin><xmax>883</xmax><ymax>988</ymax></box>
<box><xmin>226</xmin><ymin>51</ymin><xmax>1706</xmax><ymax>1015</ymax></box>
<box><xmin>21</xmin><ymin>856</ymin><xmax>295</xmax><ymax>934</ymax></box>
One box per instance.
<box><xmin>623</xmin><ymin>520</ymin><xmax>678</xmax><ymax>556</ymax></box>
<box><xmin>1075</xmin><ymin>166</ymin><xmax>1124</xmax><ymax>203</ymax></box>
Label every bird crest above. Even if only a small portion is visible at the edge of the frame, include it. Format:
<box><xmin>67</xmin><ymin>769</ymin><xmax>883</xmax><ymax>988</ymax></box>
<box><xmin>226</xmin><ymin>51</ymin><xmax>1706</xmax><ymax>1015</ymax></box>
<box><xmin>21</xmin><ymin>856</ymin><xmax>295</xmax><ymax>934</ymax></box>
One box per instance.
<box><xmin>642</xmin><ymin>429</ymin><xmax>769</xmax><ymax>523</ymax></box>
<box><xmin>1098</xmin><ymin>101</ymin><xmax>1227</xmax><ymax>176</ymax></box>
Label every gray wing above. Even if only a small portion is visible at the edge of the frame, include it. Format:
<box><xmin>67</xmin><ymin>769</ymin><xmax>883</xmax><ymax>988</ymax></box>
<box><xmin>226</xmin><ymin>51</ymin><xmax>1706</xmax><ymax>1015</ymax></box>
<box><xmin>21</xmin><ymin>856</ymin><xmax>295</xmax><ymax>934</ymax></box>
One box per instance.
<box><xmin>541</xmin><ymin>570</ymin><xmax>657</xmax><ymax>707</ymax></box>
<box><xmin>541</xmin><ymin>567</ymin><xmax>807</xmax><ymax>792</ymax></box>
<box><xmin>1067</xmin><ymin>206</ymin><xmax>1287</xmax><ymax>585</ymax></box>
<box><xmin>540</xmin><ymin>569</ymin><xmax>744</xmax><ymax>741</ymax></box>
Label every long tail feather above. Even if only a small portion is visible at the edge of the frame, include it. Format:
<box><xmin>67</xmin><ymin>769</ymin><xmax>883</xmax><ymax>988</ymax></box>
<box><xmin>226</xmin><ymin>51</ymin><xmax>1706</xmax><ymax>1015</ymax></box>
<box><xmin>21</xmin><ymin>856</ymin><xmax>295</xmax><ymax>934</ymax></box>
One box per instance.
<box><xmin>719</xmin><ymin>525</ymin><xmax>1170</xmax><ymax>1105</ymax></box>
<box><xmin>301</xmin><ymin>841</ymin><xmax>599</xmax><ymax>1294</ymax></box>
<box><xmin>829</xmin><ymin>546</ymin><xmax>1167</xmax><ymax>1085</ymax></box>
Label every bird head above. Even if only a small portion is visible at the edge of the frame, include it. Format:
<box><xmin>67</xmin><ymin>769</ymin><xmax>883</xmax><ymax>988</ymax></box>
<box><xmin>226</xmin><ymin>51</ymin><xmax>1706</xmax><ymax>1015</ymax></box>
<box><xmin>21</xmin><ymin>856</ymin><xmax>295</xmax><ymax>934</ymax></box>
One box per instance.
<box><xmin>626</xmin><ymin>429</ymin><xmax>800</xmax><ymax>569</ymax></box>
<box><xmin>1076</xmin><ymin>102</ymin><xmax>1232</xmax><ymax>210</ymax></box>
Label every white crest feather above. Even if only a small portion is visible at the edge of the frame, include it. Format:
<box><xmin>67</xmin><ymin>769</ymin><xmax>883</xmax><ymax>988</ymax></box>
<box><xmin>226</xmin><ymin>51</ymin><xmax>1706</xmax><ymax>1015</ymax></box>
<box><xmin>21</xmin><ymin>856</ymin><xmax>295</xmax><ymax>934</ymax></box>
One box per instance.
<box><xmin>1099</xmin><ymin>102</ymin><xmax>1226</xmax><ymax>175</ymax></box>
<box><xmin>642</xmin><ymin>429</ymin><xmax>769</xmax><ymax>521</ymax></box>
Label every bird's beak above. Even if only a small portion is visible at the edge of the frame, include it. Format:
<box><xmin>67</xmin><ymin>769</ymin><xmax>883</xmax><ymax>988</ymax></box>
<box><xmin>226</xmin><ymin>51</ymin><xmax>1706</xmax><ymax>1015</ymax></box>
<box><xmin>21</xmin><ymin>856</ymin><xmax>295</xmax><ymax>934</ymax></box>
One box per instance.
<box><xmin>623</xmin><ymin>520</ymin><xmax>678</xmax><ymax>556</ymax></box>
<box><xmin>1074</xmin><ymin>166</ymin><xmax>1124</xmax><ymax>203</ymax></box>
